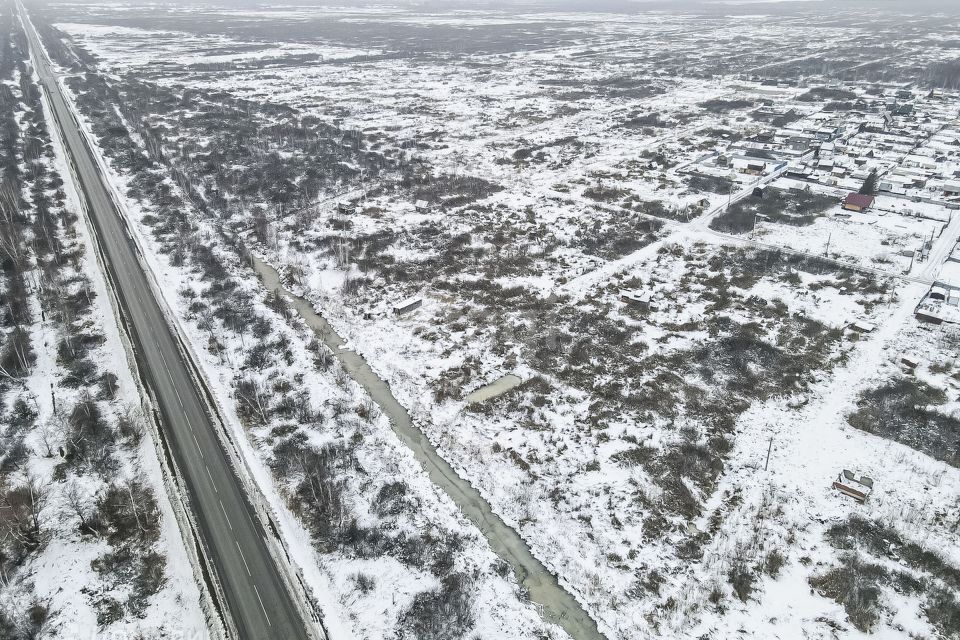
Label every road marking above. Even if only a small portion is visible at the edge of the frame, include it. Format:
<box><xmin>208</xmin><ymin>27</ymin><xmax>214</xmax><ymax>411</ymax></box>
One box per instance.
<box><xmin>156</xmin><ymin>340</ymin><xmax>168</xmax><ymax>368</ymax></box>
<box><xmin>192</xmin><ymin>433</ymin><xmax>204</xmax><ymax>458</ymax></box>
<box><xmin>219</xmin><ymin>499</ymin><xmax>233</xmax><ymax>530</ymax></box>
<box><xmin>253</xmin><ymin>584</ymin><xmax>272</xmax><ymax>627</ymax></box>
<box><xmin>155</xmin><ymin>342</ymin><xmax>186</xmax><ymax>408</ymax></box>
<box><xmin>205</xmin><ymin>465</ymin><xmax>217</xmax><ymax>493</ymax></box>
<box><xmin>236</xmin><ymin>540</ymin><xmax>252</xmax><ymax>576</ymax></box>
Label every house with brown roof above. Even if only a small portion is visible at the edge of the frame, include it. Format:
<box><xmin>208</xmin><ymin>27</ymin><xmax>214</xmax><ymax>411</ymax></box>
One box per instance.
<box><xmin>842</xmin><ymin>192</ymin><xmax>875</xmax><ymax>212</ymax></box>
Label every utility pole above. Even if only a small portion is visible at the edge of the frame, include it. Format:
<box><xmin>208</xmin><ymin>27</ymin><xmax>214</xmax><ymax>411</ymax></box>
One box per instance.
<box><xmin>825</xmin><ymin>232</ymin><xmax>832</xmax><ymax>257</ymax></box>
<box><xmin>764</xmin><ymin>436</ymin><xmax>773</xmax><ymax>471</ymax></box>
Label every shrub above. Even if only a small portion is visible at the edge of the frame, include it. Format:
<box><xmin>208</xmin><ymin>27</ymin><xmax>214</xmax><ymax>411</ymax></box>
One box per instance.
<box><xmin>373</xmin><ymin>481</ymin><xmax>409</xmax><ymax>517</ymax></box>
<box><xmin>847</xmin><ymin>378</ymin><xmax>960</xmax><ymax>467</ymax></box>
<box><xmin>925</xmin><ymin>587</ymin><xmax>960</xmax><ymax>638</ymax></box>
<box><xmin>700</xmin><ymin>98</ymin><xmax>754</xmax><ymax>112</ymax></box>
<box><xmin>709</xmin><ymin>188</ymin><xmax>835</xmax><ymax>234</ymax></box>
<box><xmin>0</xmin><ymin>327</ymin><xmax>34</xmax><ymax>378</ymax></box>
<box><xmin>352</xmin><ymin>572</ymin><xmax>376</xmax><ymax>595</ymax></box>
<box><xmin>128</xmin><ymin>550</ymin><xmax>166</xmax><ymax>616</ymax></box>
<box><xmin>797</xmin><ymin>87</ymin><xmax>857</xmax><ymax>102</ymax></box>
<box><xmin>764</xmin><ymin>550</ymin><xmax>786</xmax><ymax>578</ymax></box>
<box><xmin>687</xmin><ymin>173</ymin><xmax>729</xmax><ymax>195</ymax></box>
<box><xmin>400</xmin><ymin>573</ymin><xmax>474</xmax><ymax>640</ymax></box>
<box><xmin>94</xmin><ymin>481</ymin><xmax>161</xmax><ymax>546</ymax></box>
<box><xmin>98</xmin><ymin>372</ymin><xmax>119</xmax><ymax>400</ymax></box>
<box><xmin>826</xmin><ymin>515</ymin><xmax>960</xmax><ymax>590</ymax></box>
<box><xmin>809</xmin><ymin>554</ymin><xmax>891</xmax><ymax>632</ymax></box>
<box><xmin>276</xmin><ymin>442</ymin><xmax>350</xmax><ymax>552</ymax></box>
<box><xmin>728</xmin><ymin>564</ymin><xmax>756</xmax><ymax>602</ymax></box>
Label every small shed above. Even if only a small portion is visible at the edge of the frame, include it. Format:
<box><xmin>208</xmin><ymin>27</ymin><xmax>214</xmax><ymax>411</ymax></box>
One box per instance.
<box><xmin>620</xmin><ymin>290</ymin><xmax>652</xmax><ymax>312</ymax></box>
<box><xmin>832</xmin><ymin>470</ymin><xmax>874</xmax><ymax>503</ymax></box>
<box><xmin>901</xmin><ymin>353</ymin><xmax>921</xmax><ymax>370</ymax></box>
<box><xmin>850</xmin><ymin>320</ymin><xmax>876</xmax><ymax>333</ymax></box>
<box><xmin>842</xmin><ymin>193</ymin><xmax>875</xmax><ymax>212</ymax></box>
<box><xmin>337</xmin><ymin>201</ymin><xmax>356</xmax><ymax>215</ymax></box>
<box><xmin>392</xmin><ymin>296</ymin><xmax>422</xmax><ymax>316</ymax></box>
<box><xmin>415</xmin><ymin>199</ymin><xmax>431</xmax><ymax>213</ymax></box>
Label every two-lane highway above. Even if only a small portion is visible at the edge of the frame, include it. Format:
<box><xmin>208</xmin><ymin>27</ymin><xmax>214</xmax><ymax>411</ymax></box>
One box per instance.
<box><xmin>18</xmin><ymin>5</ymin><xmax>315</xmax><ymax>639</ymax></box>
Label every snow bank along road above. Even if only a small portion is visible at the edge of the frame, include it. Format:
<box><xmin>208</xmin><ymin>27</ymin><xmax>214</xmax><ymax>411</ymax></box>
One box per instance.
<box><xmin>19</xmin><ymin>6</ymin><xmax>314</xmax><ymax>640</ymax></box>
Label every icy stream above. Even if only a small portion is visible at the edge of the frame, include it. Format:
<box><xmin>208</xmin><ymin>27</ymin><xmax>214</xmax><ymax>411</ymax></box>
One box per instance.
<box><xmin>249</xmin><ymin>254</ymin><xmax>607</xmax><ymax>640</ymax></box>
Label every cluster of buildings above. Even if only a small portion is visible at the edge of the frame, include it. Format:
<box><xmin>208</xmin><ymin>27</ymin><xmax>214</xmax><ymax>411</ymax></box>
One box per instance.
<box><xmin>702</xmin><ymin>85</ymin><xmax>960</xmax><ymax>207</ymax></box>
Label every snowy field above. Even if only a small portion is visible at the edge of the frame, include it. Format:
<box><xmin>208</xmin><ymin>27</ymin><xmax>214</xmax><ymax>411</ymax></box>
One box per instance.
<box><xmin>17</xmin><ymin>1</ymin><xmax>960</xmax><ymax>638</ymax></box>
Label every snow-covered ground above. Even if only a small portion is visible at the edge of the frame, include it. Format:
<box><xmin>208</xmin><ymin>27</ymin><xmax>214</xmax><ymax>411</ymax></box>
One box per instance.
<box><xmin>29</xmin><ymin>2</ymin><xmax>960</xmax><ymax>638</ymax></box>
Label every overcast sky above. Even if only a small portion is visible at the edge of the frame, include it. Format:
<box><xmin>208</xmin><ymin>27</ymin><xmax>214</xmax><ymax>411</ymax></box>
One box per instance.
<box><xmin>194</xmin><ymin>0</ymin><xmax>960</xmax><ymax>15</ymax></box>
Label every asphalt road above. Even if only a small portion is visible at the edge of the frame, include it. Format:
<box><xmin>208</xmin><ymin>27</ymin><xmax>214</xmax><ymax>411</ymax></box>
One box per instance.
<box><xmin>18</xmin><ymin>7</ymin><xmax>314</xmax><ymax>640</ymax></box>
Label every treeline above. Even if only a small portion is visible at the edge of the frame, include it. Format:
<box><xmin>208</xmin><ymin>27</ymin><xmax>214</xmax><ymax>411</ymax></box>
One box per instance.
<box><xmin>1</xmin><ymin>12</ymin><xmax>171</xmax><ymax>636</ymax></box>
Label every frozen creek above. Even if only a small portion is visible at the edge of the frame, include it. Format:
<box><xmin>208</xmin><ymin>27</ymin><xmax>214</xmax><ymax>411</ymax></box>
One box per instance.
<box><xmin>249</xmin><ymin>254</ymin><xmax>607</xmax><ymax>640</ymax></box>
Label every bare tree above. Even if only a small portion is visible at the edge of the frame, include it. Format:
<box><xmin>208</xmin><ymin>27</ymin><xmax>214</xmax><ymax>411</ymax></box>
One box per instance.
<box><xmin>36</xmin><ymin>417</ymin><xmax>64</xmax><ymax>458</ymax></box>
<box><xmin>63</xmin><ymin>480</ymin><xmax>94</xmax><ymax>535</ymax></box>
<box><xmin>0</xmin><ymin>473</ymin><xmax>50</xmax><ymax>554</ymax></box>
<box><xmin>235</xmin><ymin>376</ymin><xmax>270</xmax><ymax>426</ymax></box>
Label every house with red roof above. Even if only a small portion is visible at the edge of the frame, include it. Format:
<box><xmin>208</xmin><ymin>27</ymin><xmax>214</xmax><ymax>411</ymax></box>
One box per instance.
<box><xmin>842</xmin><ymin>192</ymin><xmax>875</xmax><ymax>212</ymax></box>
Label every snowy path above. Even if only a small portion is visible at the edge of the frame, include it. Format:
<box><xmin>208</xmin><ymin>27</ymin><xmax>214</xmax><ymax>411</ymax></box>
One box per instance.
<box><xmin>702</xmin><ymin>208</ymin><xmax>960</xmax><ymax>583</ymax></box>
<box><xmin>562</xmin><ymin>174</ymin><xmax>945</xmax><ymax>303</ymax></box>
<box><xmin>560</xmin><ymin>231</ymin><xmax>675</xmax><ymax>302</ymax></box>
<box><xmin>689</xmin><ymin>165</ymin><xmax>791</xmax><ymax>231</ymax></box>
<box><xmin>921</xmin><ymin>210</ymin><xmax>960</xmax><ymax>281</ymax></box>
<box><xmin>766</xmin><ymin>279</ymin><xmax>928</xmax><ymax>487</ymax></box>
<box><xmin>734</xmin><ymin>207</ymin><xmax>959</xmax><ymax>486</ymax></box>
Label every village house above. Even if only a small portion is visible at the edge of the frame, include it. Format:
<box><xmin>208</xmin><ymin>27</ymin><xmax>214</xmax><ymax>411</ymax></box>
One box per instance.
<box><xmin>888</xmin><ymin>166</ymin><xmax>929</xmax><ymax>190</ymax></box>
<box><xmin>903</xmin><ymin>154</ymin><xmax>937</xmax><ymax>171</ymax></box>
<box><xmin>879</xmin><ymin>174</ymin><xmax>912</xmax><ymax>194</ymax></box>
<box><xmin>842</xmin><ymin>192</ymin><xmax>874</xmax><ymax>212</ymax></box>
<box><xmin>786</xmin><ymin>135</ymin><xmax>812</xmax><ymax>152</ymax></box>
